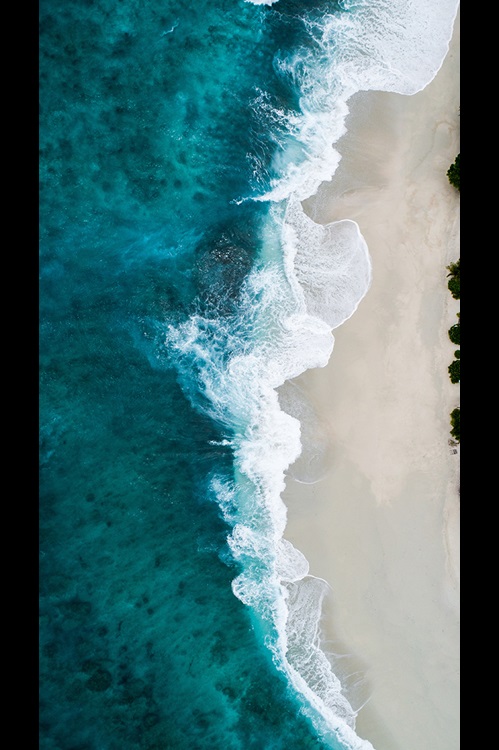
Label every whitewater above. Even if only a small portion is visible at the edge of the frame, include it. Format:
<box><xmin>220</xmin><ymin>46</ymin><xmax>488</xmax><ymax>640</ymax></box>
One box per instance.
<box><xmin>165</xmin><ymin>0</ymin><xmax>460</xmax><ymax>747</ymax></box>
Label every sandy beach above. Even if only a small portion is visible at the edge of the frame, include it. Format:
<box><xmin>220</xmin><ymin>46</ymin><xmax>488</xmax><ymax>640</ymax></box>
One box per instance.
<box><xmin>281</xmin><ymin>8</ymin><xmax>460</xmax><ymax>750</ymax></box>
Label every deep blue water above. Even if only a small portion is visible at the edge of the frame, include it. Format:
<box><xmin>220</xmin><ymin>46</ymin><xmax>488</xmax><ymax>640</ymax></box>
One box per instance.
<box><xmin>39</xmin><ymin>1</ymin><xmax>459</xmax><ymax>748</ymax></box>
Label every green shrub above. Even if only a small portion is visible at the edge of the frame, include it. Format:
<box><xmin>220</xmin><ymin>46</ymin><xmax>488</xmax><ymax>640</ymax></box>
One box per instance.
<box><xmin>450</xmin><ymin>407</ymin><xmax>460</xmax><ymax>442</ymax></box>
<box><xmin>448</xmin><ymin>322</ymin><xmax>460</xmax><ymax>345</ymax></box>
<box><xmin>454</xmin><ymin>350</ymin><xmax>460</xmax><ymax>359</ymax></box>
<box><xmin>447</xmin><ymin>153</ymin><xmax>460</xmax><ymax>191</ymax></box>
<box><xmin>446</xmin><ymin>260</ymin><xmax>460</xmax><ymax>299</ymax></box>
<box><xmin>448</xmin><ymin>359</ymin><xmax>460</xmax><ymax>383</ymax></box>
<box><xmin>447</xmin><ymin>276</ymin><xmax>460</xmax><ymax>300</ymax></box>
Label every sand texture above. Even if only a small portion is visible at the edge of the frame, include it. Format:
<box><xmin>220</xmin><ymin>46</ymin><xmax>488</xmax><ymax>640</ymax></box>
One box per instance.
<box><xmin>281</xmin><ymin>8</ymin><xmax>460</xmax><ymax>750</ymax></box>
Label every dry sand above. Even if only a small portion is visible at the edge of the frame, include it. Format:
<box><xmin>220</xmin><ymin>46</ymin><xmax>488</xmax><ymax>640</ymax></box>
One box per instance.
<box><xmin>281</xmin><ymin>8</ymin><xmax>460</xmax><ymax>750</ymax></box>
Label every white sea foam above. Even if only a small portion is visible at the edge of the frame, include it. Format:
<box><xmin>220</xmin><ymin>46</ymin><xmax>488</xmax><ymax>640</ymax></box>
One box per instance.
<box><xmin>282</xmin><ymin>198</ymin><xmax>371</xmax><ymax>329</ymax></box>
<box><xmin>252</xmin><ymin>0</ymin><xmax>460</xmax><ymax>204</ymax></box>
<box><xmin>169</xmin><ymin>1</ymin><xmax>459</xmax><ymax>746</ymax></box>
<box><xmin>167</xmin><ymin>200</ymin><xmax>374</xmax><ymax>747</ymax></box>
<box><xmin>248</xmin><ymin>2</ymin><xmax>458</xmax><ymax>742</ymax></box>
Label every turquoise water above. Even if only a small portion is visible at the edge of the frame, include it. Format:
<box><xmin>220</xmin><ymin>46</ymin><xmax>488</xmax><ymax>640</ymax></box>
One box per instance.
<box><xmin>39</xmin><ymin>1</ymin><xmax>459</xmax><ymax>748</ymax></box>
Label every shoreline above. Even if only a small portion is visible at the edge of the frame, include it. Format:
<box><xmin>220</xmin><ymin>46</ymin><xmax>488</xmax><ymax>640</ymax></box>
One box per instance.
<box><xmin>282</xmin><ymin>7</ymin><xmax>460</xmax><ymax>750</ymax></box>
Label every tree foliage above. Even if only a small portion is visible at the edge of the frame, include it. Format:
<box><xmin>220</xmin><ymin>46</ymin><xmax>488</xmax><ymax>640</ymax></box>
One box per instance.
<box><xmin>445</xmin><ymin>142</ymin><xmax>460</xmax><ymax>439</ymax></box>
<box><xmin>448</xmin><ymin>359</ymin><xmax>460</xmax><ymax>383</ymax></box>
<box><xmin>450</xmin><ymin>407</ymin><xmax>460</xmax><ymax>443</ymax></box>
<box><xmin>448</xmin><ymin>277</ymin><xmax>460</xmax><ymax>299</ymax></box>
<box><xmin>448</xmin><ymin>321</ymin><xmax>460</xmax><ymax>345</ymax></box>
<box><xmin>447</xmin><ymin>153</ymin><xmax>460</xmax><ymax>191</ymax></box>
<box><xmin>446</xmin><ymin>259</ymin><xmax>460</xmax><ymax>300</ymax></box>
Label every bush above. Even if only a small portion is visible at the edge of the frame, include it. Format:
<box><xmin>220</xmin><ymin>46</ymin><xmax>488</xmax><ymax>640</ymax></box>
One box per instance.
<box><xmin>446</xmin><ymin>259</ymin><xmax>460</xmax><ymax>299</ymax></box>
<box><xmin>454</xmin><ymin>350</ymin><xmax>460</xmax><ymax>359</ymax></box>
<box><xmin>448</xmin><ymin>322</ymin><xmax>460</xmax><ymax>345</ymax></box>
<box><xmin>447</xmin><ymin>153</ymin><xmax>460</xmax><ymax>191</ymax></box>
<box><xmin>448</xmin><ymin>277</ymin><xmax>460</xmax><ymax>299</ymax></box>
<box><xmin>450</xmin><ymin>407</ymin><xmax>460</xmax><ymax>442</ymax></box>
<box><xmin>448</xmin><ymin>359</ymin><xmax>460</xmax><ymax>383</ymax></box>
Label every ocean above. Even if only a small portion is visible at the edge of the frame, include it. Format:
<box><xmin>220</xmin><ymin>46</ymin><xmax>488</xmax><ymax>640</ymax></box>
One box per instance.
<box><xmin>39</xmin><ymin>1</ymin><xmax>459</xmax><ymax>748</ymax></box>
